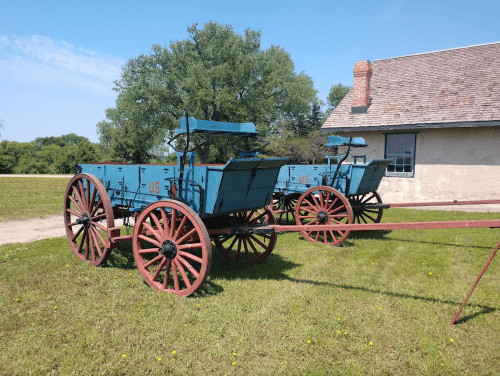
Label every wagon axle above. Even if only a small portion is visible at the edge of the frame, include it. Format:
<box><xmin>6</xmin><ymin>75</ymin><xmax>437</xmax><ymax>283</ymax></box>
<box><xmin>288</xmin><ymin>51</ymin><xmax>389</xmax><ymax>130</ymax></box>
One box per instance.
<box><xmin>76</xmin><ymin>213</ymin><xmax>91</xmax><ymax>228</ymax></box>
<box><xmin>160</xmin><ymin>239</ymin><xmax>177</xmax><ymax>259</ymax></box>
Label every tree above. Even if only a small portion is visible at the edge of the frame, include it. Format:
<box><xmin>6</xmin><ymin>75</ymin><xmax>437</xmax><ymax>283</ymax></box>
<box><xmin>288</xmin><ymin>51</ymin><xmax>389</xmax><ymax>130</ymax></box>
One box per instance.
<box><xmin>98</xmin><ymin>22</ymin><xmax>319</xmax><ymax>163</ymax></box>
<box><xmin>327</xmin><ymin>83</ymin><xmax>351</xmax><ymax>113</ymax></box>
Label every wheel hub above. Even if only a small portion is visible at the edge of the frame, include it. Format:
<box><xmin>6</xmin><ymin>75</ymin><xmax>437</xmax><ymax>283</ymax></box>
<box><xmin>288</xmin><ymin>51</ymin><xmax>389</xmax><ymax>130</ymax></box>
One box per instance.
<box><xmin>76</xmin><ymin>213</ymin><xmax>91</xmax><ymax>228</ymax></box>
<box><xmin>317</xmin><ymin>211</ymin><xmax>329</xmax><ymax>223</ymax></box>
<box><xmin>160</xmin><ymin>239</ymin><xmax>177</xmax><ymax>259</ymax></box>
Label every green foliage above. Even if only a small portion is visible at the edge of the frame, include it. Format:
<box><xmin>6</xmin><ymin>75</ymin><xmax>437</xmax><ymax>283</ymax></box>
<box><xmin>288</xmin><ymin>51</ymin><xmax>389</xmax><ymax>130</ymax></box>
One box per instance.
<box><xmin>266</xmin><ymin>123</ymin><xmax>334</xmax><ymax>164</ymax></box>
<box><xmin>98</xmin><ymin>22</ymin><xmax>320</xmax><ymax>163</ymax></box>
<box><xmin>326</xmin><ymin>83</ymin><xmax>351</xmax><ymax>115</ymax></box>
<box><xmin>0</xmin><ymin>135</ymin><xmax>98</xmax><ymax>174</ymax></box>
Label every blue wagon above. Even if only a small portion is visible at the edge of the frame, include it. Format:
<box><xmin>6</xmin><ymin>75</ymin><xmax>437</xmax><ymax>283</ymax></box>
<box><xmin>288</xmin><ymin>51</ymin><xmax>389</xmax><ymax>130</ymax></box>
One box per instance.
<box><xmin>64</xmin><ymin>114</ymin><xmax>288</xmax><ymax>296</ymax></box>
<box><xmin>272</xmin><ymin>136</ymin><xmax>390</xmax><ymax>245</ymax></box>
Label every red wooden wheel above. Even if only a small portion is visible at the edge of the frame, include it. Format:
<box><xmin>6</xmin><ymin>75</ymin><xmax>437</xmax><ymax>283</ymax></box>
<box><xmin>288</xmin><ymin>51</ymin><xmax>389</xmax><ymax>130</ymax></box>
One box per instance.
<box><xmin>213</xmin><ymin>207</ymin><xmax>277</xmax><ymax>263</ymax></box>
<box><xmin>270</xmin><ymin>193</ymin><xmax>299</xmax><ymax>224</ymax></box>
<box><xmin>132</xmin><ymin>200</ymin><xmax>211</xmax><ymax>296</ymax></box>
<box><xmin>295</xmin><ymin>186</ymin><xmax>353</xmax><ymax>245</ymax></box>
<box><xmin>64</xmin><ymin>173</ymin><xmax>115</xmax><ymax>266</ymax></box>
<box><xmin>348</xmin><ymin>191</ymin><xmax>384</xmax><ymax>224</ymax></box>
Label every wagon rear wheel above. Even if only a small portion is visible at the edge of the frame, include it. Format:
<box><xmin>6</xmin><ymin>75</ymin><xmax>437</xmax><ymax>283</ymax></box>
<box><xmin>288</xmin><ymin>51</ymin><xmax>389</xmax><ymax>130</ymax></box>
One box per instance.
<box><xmin>214</xmin><ymin>207</ymin><xmax>277</xmax><ymax>263</ymax></box>
<box><xmin>270</xmin><ymin>193</ymin><xmax>299</xmax><ymax>224</ymax></box>
<box><xmin>133</xmin><ymin>200</ymin><xmax>211</xmax><ymax>296</ymax></box>
<box><xmin>295</xmin><ymin>186</ymin><xmax>353</xmax><ymax>245</ymax></box>
<box><xmin>64</xmin><ymin>173</ymin><xmax>114</xmax><ymax>266</ymax></box>
<box><xmin>348</xmin><ymin>191</ymin><xmax>384</xmax><ymax>224</ymax></box>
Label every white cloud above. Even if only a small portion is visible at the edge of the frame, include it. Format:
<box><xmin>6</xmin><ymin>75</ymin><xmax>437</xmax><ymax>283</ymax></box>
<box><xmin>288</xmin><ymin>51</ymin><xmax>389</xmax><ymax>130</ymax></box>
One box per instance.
<box><xmin>0</xmin><ymin>34</ymin><xmax>124</xmax><ymax>96</ymax></box>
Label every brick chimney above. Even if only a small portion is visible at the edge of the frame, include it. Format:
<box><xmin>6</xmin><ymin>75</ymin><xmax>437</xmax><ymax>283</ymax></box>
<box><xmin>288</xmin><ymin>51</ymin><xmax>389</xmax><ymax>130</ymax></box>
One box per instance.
<box><xmin>351</xmin><ymin>60</ymin><xmax>372</xmax><ymax>113</ymax></box>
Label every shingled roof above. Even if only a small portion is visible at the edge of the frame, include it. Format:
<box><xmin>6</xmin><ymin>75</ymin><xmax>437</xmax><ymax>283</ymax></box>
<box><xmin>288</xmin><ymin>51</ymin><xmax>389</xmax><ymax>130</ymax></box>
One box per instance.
<box><xmin>322</xmin><ymin>42</ymin><xmax>500</xmax><ymax>132</ymax></box>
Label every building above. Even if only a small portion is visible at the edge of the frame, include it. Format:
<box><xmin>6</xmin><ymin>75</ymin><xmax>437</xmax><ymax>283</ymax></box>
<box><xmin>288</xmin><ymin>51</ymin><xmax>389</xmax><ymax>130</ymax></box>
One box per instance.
<box><xmin>322</xmin><ymin>42</ymin><xmax>500</xmax><ymax>206</ymax></box>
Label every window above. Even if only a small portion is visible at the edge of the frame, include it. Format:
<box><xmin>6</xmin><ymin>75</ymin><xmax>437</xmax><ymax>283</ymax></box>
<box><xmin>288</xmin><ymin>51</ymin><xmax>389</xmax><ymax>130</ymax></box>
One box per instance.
<box><xmin>385</xmin><ymin>133</ymin><xmax>416</xmax><ymax>178</ymax></box>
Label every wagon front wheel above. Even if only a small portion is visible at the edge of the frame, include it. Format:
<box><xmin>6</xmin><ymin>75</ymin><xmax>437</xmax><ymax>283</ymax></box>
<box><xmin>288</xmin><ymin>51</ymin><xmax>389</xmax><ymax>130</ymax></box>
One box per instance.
<box><xmin>133</xmin><ymin>200</ymin><xmax>211</xmax><ymax>296</ymax></box>
<box><xmin>214</xmin><ymin>207</ymin><xmax>277</xmax><ymax>263</ymax></box>
<box><xmin>295</xmin><ymin>186</ymin><xmax>353</xmax><ymax>245</ymax></box>
<box><xmin>64</xmin><ymin>173</ymin><xmax>114</xmax><ymax>266</ymax></box>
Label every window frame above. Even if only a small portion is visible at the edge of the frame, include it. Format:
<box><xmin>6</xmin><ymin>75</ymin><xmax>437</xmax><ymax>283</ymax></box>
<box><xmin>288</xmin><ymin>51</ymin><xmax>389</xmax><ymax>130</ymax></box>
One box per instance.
<box><xmin>384</xmin><ymin>132</ymin><xmax>417</xmax><ymax>178</ymax></box>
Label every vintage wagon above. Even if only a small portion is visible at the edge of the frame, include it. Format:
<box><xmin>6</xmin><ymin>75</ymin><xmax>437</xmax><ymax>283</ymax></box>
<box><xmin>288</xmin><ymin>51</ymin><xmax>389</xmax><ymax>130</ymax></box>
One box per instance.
<box><xmin>64</xmin><ymin>114</ymin><xmax>288</xmax><ymax>296</ymax></box>
<box><xmin>272</xmin><ymin>136</ymin><xmax>390</xmax><ymax>245</ymax></box>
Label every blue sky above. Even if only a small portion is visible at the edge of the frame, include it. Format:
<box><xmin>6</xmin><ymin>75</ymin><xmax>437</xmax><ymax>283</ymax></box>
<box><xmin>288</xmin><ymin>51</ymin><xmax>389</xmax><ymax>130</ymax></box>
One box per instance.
<box><xmin>0</xmin><ymin>0</ymin><xmax>499</xmax><ymax>143</ymax></box>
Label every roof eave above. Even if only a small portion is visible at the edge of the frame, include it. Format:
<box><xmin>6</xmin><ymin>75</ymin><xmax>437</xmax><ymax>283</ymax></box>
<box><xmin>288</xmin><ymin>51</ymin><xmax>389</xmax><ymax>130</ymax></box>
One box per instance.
<box><xmin>321</xmin><ymin>120</ymin><xmax>500</xmax><ymax>133</ymax></box>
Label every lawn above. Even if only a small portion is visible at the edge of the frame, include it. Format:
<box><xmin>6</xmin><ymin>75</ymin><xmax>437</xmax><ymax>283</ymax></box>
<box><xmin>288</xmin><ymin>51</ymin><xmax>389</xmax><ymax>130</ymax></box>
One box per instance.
<box><xmin>1</xmin><ymin>206</ymin><xmax>499</xmax><ymax>375</ymax></box>
<box><xmin>0</xmin><ymin>177</ymin><xmax>70</xmax><ymax>222</ymax></box>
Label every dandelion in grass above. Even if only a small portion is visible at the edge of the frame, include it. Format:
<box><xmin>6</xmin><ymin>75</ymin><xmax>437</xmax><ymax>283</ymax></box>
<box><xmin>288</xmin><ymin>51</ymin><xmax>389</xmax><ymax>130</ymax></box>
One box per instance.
<box><xmin>449</xmin><ymin>338</ymin><xmax>454</xmax><ymax>343</ymax></box>
<box><xmin>429</xmin><ymin>272</ymin><xmax>433</xmax><ymax>275</ymax></box>
<box><xmin>82</xmin><ymin>271</ymin><xmax>85</xmax><ymax>274</ymax></box>
<box><xmin>172</xmin><ymin>350</ymin><xmax>177</xmax><ymax>354</ymax></box>
<box><xmin>331</xmin><ymin>257</ymin><xmax>335</xmax><ymax>259</ymax></box>
<box><xmin>15</xmin><ymin>298</ymin><xmax>19</xmax><ymax>302</ymax></box>
<box><xmin>63</xmin><ymin>348</ymin><xmax>66</xmax><ymax>351</ymax></box>
<box><xmin>233</xmin><ymin>352</ymin><xmax>237</xmax><ymax>356</ymax></box>
<box><xmin>54</xmin><ymin>306</ymin><xmax>58</xmax><ymax>310</ymax></box>
<box><xmin>232</xmin><ymin>362</ymin><xmax>237</xmax><ymax>366</ymax></box>
<box><xmin>158</xmin><ymin>358</ymin><xmax>161</xmax><ymax>361</ymax></box>
<box><xmin>337</xmin><ymin>317</ymin><xmax>340</xmax><ymax>321</ymax></box>
<box><xmin>122</xmin><ymin>354</ymin><xmax>126</xmax><ymax>358</ymax></box>
<box><xmin>337</xmin><ymin>330</ymin><xmax>341</xmax><ymax>333</ymax></box>
<box><xmin>441</xmin><ymin>363</ymin><xmax>445</xmax><ymax>366</ymax></box>
<box><xmin>66</xmin><ymin>264</ymin><xmax>69</xmax><ymax>267</ymax></box>
<box><xmin>344</xmin><ymin>332</ymin><xmax>347</xmax><ymax>335</ymax></box>
<box><xmin>378</xmin><ymin>307</ymin><xmax>382</xmax><ymax>310</ymax></box>
<box><xmin>307</xmin><ymin>340</ymin><xmax>311</xmax><ymax>344</ymax></box>
<box><xmin>369</xmin><ymin>342</ymin><xmax>373</xmax><ymax>346</ymax></box>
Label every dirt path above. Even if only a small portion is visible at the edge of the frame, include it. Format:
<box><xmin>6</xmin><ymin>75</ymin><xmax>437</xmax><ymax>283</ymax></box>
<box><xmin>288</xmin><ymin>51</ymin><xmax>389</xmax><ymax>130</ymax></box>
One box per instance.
<box><xmin>0</xmin><ymin>216</ymin><xmax>126</xmax><ymax>246</ymax></box>
<box><xmin>0</xmin><ymin>215</ymin><xmax>65</xmax><ymax>246</ymax></box>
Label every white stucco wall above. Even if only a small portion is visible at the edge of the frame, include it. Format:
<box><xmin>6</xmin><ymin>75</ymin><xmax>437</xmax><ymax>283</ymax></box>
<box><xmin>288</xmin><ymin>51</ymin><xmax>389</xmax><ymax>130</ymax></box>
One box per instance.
<box><xmin>338</xmin><ymin>127</ymin><xmax>500</xmax><ymax>206</ymax></box>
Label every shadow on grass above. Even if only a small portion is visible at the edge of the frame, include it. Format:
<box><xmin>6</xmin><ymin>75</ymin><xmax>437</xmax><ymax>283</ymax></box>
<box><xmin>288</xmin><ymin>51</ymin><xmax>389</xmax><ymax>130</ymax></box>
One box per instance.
<box><xmin>285</xmin><ymin>276</ymin><xmax>497</xmax><ymax>325</ymax></box>
<box><xmin>102</xmin><ymin>237</ymin><xmax>497</xmax><ymax>324</ymax></box>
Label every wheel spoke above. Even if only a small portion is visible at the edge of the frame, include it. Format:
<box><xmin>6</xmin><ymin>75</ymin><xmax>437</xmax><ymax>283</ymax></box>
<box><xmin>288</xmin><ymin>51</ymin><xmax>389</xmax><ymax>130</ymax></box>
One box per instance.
<box><xmin>177</xmin><ymin>227</ymin><xmax>197</xmax><ymax>245</ymax></box>
<box><xmin>174</xmin><ymin>260</ymin><xmax>191</xmax><ymax>289</ymax></box>
<box><xmin>160</xmin><ymin>207</ymin><xmax>170</xmax><ymax>239</ymax></box>
<box><xmin>138</xmin><ymin>247</ymin><xmax>159</xmax><ymax>255</ymax></box>
<box><xmin>163</xmin><ymin>261</ymin><xmax>171</xmax><ymax>288</ymax></box>
<box><xmin>144</xmin><ymin>254</ymin><xmax>163</xmax><ymax>269</ymax></box>
<box><xmin>177</xmin><ymin>255</ymin><xmax>200</xmax><ymax>278</ymax></box>
<box><xmin>71</xmin><ymin>225</ymin><xmax>84</xmax><ymax>242</ymax></box>
<box><xmin>88</xmin><ymin>185</ymin><xmax>97</xmax><ymax>213</ymax></box>
<box><xmin>68</xmin><ymin>195</ymin><xmax>84</xmax><ymax>215</ymax></box>
<box><xmin>90</xmin><ymin>199</ymin><xmax>103</xmax><ymax>217</ymax></box>
<box><xmin>138</xmin><ymin>234</ymin><xmax>162</xmax><ymax>248</ymax></box>
<box><xmin>173</xmin><ymin>215</ymin><xmax>188</xmax><ymax>241</ymax></box>
<box><xmin>170</xmin><ymin>209</ymin><xmax>177</xmax><ymax>238</ymax></box>
<box><xmin>77</xmin><ymin>181</ymin><xmax>88</xmax><ymax>212</ymax></box>
<box><xmin>248</xmin><ymin>234</ymin><xmax>267</xmax><ymax>250</ymax></box>
<box><xmin>152</xmin><ymin>258</ymin><xmax>167</xmax><ymax>282</ymax></box>
<box><xmin>177</xmin><ymin>251</ymin><xmax>202</xmax><ymax>265</ymax></box>
<box><xmin>143</xmin><ymin>220</ymin><xmax>162</xmax><ymax>243</ymax></box>
<box><xmin>172</xmin><ymin>261</ymin><xmax>180</xmax><ymax>291</ymax></box>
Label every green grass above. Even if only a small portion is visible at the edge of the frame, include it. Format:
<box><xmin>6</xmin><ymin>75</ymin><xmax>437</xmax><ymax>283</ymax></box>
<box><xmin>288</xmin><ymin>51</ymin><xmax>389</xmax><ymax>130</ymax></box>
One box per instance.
<box><xmin>1</xmin><ymin>208</ymin><xmax>500</xmax><ymax>375</ymax></box>
<box><xmin>0</xmin><ymin>177</ymin><xmax>70</xmax><ymax>222</ymax></box>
